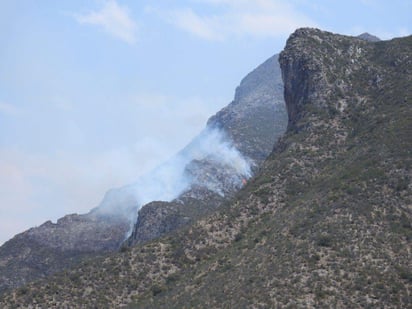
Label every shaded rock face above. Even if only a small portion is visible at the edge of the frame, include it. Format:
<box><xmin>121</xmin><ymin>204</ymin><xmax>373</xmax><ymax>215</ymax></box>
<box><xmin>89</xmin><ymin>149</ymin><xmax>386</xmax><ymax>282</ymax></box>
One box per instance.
<box><xmin>128</xmin><ymin>54</ymin><xmax>287</xmax><ymax>245</ymax></box>
<box><xmin>128</xmin><ymin>184</ymin><xmax>229</xmax><ymax>245</ymax></box>
<box><xmin>128</xmin><ymin>201</ymin><xmax>190</xmax><ymax>243</ymax></box>
<box><xmin>280</xmin><ymin>28</ymin><xmax>385</xmax><ymax>132</ymax></box>
<box><xmin>127</xmin><ymin>192</ymin><xmax>224</xmax><ymax>244</ymax></box>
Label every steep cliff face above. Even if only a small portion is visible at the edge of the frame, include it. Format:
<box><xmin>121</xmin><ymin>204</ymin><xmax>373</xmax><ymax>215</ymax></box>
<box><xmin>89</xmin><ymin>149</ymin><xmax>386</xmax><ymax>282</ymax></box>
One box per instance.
<box><xmin>0</xmin><ymin>53</ymin><xmax>287</xmax><ymax>294</ymax></box>
<box><xmin>207</xmin><ymin>54</ymin><xmax>286</xmax><ymax>163</ymax></box>
<box><xmin>280</xmin><ymin>28</ymin><xmax>379</xmax><ymax>131</ymax></box>
<box><xmin>2</xmin><ymin>28</ymin><xmax>410</xmax><ymax>308</ymax></box>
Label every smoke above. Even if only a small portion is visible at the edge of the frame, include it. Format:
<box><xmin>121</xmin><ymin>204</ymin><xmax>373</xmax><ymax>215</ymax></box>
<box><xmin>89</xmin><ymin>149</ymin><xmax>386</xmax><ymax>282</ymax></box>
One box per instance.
<box><xmin>94</xmin><ymin>126</ymin><xmax>252</xmax><ymax>219</ymax></box>
<box><xmin>181</xmin><ymin>127</ymin><xmax>252</xmax><ymax>177</ymax></box>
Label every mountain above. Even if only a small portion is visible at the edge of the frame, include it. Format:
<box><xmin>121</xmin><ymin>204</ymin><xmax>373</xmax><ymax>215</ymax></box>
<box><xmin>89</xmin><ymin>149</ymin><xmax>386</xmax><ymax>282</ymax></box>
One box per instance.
<box><xmin>0</xmin><ymin>54</ymin><xmax>287</xmax><ymax>294</ymax></box>
<box><xmin>1</xmin><ymin>27</ymin><xmax>410</xmax><ymax>308</ymax></box>
<box><xmin>127</xmin><ymin>54</ymin><xmax>287</xmax><ymax>245</ymax></box>
<box><xmin>207</xmin><ymin>53</ymin><xmax>286</xmax><ymax>163</ymax></box>
<box><xmin>357</xmin><ymin>32</ymin><xmax>381</xmax><ymax>42</ymax></box>
<box><xmin>0</xmin><ymin>211</ymin><xmax>132</xmax><ymax>296</ymax></box>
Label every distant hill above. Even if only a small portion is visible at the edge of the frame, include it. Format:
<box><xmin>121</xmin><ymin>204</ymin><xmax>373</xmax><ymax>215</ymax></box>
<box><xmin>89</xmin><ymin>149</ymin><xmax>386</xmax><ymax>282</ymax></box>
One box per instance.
<box><xmin>1</xmin><ymin>28</ymin><xmax>411</xmax><ymax>308</ymax></box>
<box><xmin>357</xmin><ymin>32</ymin><xmax>381</xmax><ymax>42</ymax></box>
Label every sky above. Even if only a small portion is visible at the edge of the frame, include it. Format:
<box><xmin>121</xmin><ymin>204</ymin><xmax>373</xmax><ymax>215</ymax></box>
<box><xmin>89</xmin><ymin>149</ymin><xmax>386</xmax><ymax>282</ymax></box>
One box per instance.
<box><xmin>0</xmin><ymin>0</ymin><xmax>410</xmax><ymax>245</ymax></box>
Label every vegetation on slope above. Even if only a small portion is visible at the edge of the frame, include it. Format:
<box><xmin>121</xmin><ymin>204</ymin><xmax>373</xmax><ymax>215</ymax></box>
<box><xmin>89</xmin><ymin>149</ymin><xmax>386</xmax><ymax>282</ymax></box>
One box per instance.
<box><xmin>0</xmin><ymin>51</ymin><xmax>287</xmax><ymax>294</ymax></box>
<box><xmin>1</xmin><ymin>28</ymin><xmax>411</xmax><ymax>308</ymax></box>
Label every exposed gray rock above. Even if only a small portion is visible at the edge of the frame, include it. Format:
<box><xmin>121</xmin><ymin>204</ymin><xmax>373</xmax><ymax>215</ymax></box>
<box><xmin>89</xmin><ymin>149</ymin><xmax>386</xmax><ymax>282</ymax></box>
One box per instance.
<box><xmin>208</xmin><ymin>54</ymin><xmax>286</xmax><ymax>163</ymax></box>
<box><xmin>357</xmin><ymin>32</ymin><xmax>380</xmax><ymax>42</ymax></box>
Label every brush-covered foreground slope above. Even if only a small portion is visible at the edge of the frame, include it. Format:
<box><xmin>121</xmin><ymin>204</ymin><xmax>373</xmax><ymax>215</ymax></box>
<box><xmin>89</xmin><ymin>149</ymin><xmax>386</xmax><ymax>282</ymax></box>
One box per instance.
<box><xmin>1</xmin><ymin>28</ymin><xmax>411</xmax><ymax>308</ymax></box>
<box><xmin>0</xmin><ymin>54</ymin><xmax>286</xmax><ymax>295</ymax></box>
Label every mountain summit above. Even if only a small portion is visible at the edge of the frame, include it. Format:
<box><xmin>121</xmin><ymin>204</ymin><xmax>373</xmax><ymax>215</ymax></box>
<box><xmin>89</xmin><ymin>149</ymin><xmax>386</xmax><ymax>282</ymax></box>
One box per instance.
<box><xmin>357</xmin><ymin>32</ymin><xmax>381</xmax><ymax>42</ymax></box>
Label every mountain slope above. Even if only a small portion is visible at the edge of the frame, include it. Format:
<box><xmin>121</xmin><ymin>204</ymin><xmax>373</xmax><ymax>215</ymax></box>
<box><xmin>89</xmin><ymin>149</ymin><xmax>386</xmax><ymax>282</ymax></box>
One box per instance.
<box><xmin>1</xmin><ymin>28</ymin><xmax>411</xmax><ymax>308</ymax></box>
<box><xmin>128</xmin><ymin>54</ymin><xmax>287</xmax><ymax>245</ymax></box>
<box><xmin>0</xmin><ymin>211</ymin><xmax>131</xmax><ymax>296</ymax></box>
<box><xmin>131</xmin><ymin>28</ymin><xmax>412</xmax><ymax>308</ymax></box>
<box><xmin>0</xmin><ymin>54</ymin><xmax>286</xmax><ymax>294</ymax></box>
<box><xmin>145</xmin><ymin>28</ymin><xmax>412</xmax><ymax>308</ymax></box>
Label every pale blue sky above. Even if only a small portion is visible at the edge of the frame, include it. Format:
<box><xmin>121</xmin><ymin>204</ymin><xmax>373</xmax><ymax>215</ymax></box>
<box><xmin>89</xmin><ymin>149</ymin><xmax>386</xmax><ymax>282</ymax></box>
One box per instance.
<box><xmin>0</xmin><ymin>0</ymin><xmax>410</xmax><ymax>245</ymax></box>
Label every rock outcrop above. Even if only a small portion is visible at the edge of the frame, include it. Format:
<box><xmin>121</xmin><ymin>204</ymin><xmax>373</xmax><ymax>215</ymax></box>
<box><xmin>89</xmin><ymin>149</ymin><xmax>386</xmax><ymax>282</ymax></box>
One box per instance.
<box><xmin>357</xmin><ymin>32</ymin><xmax>381</xmax><ymax>42</ymax></box>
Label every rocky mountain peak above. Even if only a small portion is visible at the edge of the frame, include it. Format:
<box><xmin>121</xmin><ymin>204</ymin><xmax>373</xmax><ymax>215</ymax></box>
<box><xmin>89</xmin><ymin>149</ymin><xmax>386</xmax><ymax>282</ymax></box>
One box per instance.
<box><xmin>357</xmin><ymin>32</ymin><xmax>381</xmax><ymax>42</ymax></box>
<box><xmin>279</xmin><ymin>28</ymin><xmax>380</xmax><ymax>132</ymax></box>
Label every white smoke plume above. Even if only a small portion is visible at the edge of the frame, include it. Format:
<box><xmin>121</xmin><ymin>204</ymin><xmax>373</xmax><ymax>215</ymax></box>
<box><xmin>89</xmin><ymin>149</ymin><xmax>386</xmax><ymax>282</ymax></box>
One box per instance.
<box><xmin>94</xmin><ymin>126</ymin><xmax>251</xmax><ymax>219</ymax></box>
<box><xmin>181</xmin><ymin>127</ymin><xmax>252</xmax><ymax>177</ymax></box>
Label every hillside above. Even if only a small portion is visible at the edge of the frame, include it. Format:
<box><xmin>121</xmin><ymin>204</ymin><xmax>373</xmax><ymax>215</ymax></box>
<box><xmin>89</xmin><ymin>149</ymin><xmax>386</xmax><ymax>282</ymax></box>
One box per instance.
<box><xmin>128</xmin><ymin>54</ymin><xmax>287</xmax><ymax>246</ymax></box>
<box><xmin>1</xmin><ymin>28</ymin><xmax>411</xmax><ymax>308</ymax></box>
<box><xmin>0</xmin><ymin>53</ymin><xmax>286</xmax><ymax>294</ymax></box>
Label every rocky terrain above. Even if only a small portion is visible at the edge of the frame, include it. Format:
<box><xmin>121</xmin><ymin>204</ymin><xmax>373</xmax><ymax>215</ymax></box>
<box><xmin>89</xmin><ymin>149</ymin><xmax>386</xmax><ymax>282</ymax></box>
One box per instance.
<box><xmin>0</xmin><ymin>211</ymin><xmax>131</xmax><ymax>296</ymax></box>
<box><xmin>357</xmin><ymin>32</ymin><xmax>381</xmax><ymax>42</ymax></box>
<box><xmin>128</xmin><ymin>53</ymin><xmax>287</xmax><ymax>245</ymax></box>
<box><xmin>1</xmin><ymin>27</ymin><xmax>410</xmax><ymax>308</ymax></box>
<box><xmin>207</xmin><ymin>53</ymin><xmax>286</xmax><ymax>163</ymax></box>
<box><xmin>0</xmin><ymin>53</ymin><xmax>286</xmax><ymax>294</ymax></box>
